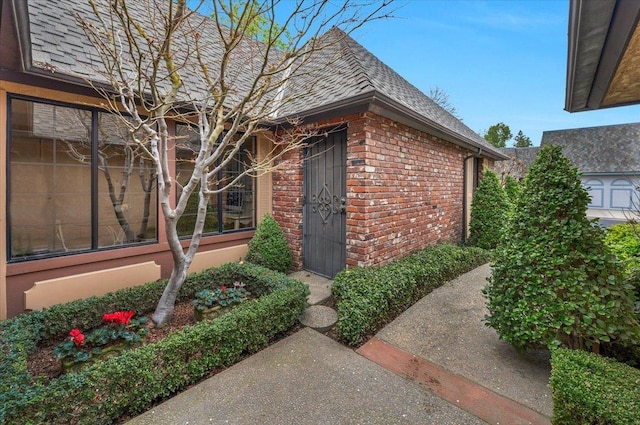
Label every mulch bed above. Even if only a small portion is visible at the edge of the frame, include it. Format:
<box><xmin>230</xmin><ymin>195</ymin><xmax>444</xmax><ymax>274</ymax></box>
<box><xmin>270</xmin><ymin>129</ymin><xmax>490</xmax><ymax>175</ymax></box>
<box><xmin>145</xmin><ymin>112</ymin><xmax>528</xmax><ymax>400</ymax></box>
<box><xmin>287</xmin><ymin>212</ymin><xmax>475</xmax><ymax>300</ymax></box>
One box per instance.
<box><xmin>27</xmin><ymin>300</ymin><xmax>210</xmax><ymax>381</ymax></box>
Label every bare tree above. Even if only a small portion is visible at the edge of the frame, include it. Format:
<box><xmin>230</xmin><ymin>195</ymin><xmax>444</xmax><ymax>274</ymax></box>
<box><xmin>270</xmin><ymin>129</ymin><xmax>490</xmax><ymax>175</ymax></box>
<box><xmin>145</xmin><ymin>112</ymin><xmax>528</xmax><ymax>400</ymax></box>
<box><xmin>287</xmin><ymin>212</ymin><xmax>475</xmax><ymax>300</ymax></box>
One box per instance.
<box><xmin>75</xmin><ymin>0</ymin><xmax>392</xmax><ymax>327</ymax></box>
<box><xmin>429</xmin><ymin>86</ymin><xmax>462</xmax><ymax>120</ymax></box>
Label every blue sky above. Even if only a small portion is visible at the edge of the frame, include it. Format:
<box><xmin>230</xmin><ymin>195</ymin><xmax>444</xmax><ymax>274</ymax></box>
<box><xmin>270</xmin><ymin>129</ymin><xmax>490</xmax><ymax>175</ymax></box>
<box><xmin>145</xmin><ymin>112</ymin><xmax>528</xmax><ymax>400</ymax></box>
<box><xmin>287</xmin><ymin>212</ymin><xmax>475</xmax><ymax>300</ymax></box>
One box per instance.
<box><xmin>348</xmin><ymin>0</ymin><xmax>640</xmax><ymax>146</ymax></box>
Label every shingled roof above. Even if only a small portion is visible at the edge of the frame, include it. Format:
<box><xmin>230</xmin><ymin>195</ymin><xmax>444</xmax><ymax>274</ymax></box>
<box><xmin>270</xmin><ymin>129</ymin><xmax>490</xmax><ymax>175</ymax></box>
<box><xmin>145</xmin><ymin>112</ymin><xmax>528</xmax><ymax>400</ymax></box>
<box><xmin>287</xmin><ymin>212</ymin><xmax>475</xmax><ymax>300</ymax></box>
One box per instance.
<box><xmin>493</xmin><ymin>147</ymin><xmax>540</xmax><ymax>180</ymax></box>
<box><xmin>10</xmin><ymin>0</ymin><xmax>505</xmax><ymax>160</ymax></box>
<box><xmin>541</xmin><ymin>123</ymin><xmax>640</xmax><ymax>174</ymax></box>
<box><xmin>275</xmin><ymin>28</ymin><xmax>504</xmax><ymax>158</ymax></box>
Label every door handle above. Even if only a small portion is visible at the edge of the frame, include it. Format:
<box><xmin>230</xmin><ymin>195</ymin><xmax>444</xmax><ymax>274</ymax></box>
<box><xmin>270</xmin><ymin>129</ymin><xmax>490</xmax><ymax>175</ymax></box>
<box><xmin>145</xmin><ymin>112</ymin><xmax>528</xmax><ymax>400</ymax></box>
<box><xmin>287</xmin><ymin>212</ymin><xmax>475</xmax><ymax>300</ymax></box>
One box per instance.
<box><xmin>339</xmin><ymin>196</ymin><xmax>346</xmax><ymax>213</ymax></box>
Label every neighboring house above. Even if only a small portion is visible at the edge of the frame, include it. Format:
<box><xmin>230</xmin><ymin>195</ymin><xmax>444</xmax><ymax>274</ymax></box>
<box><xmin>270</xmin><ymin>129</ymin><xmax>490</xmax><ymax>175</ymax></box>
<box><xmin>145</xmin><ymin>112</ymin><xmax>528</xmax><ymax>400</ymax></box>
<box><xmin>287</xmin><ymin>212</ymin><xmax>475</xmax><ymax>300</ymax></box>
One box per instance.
<box><xmin>541</xmin><ymin>124</ymin><xmax>640</xmax><ymax>216</ymax></box>
<box><xmin>495</xmin><ymin>123</ymin><xmax>640</xmax><ymax>220</ymax></box>
<box><xmin>0</xmin><ymin>0</ymin><xmax>505</xmax><ymax>319</ymax></box>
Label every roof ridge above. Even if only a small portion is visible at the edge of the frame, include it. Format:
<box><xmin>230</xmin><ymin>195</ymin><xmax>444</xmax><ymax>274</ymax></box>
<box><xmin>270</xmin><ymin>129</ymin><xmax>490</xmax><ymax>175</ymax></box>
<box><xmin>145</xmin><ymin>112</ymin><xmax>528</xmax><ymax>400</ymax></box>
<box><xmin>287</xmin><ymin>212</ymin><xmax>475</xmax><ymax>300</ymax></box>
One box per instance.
<box><xmin>326</xmin><ymin>28</ymin><xmax>376</xmax><ymax>93</ymax></box>
<box><xmin>542</xmin><ymin>121</ymin><xmax>640</xmax><ymax>134</ymax></box>
<box><xmin>330</xmin><ymin>29</ymin><xmax>484</xmax><ymax>138</ymax></box>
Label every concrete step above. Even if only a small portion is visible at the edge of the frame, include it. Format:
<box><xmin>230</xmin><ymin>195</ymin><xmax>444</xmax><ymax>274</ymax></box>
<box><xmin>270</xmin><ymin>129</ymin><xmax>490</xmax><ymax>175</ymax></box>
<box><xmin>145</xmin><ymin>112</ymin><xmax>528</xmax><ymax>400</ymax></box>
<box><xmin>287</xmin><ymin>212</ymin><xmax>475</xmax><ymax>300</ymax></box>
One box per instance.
<box><xmin>299</xmin><ymin>305</ymin><xmax>338</xmax><ymax>332</ymax></box>
<box><xmin>288</xmin><ymin>271</ymin><xmax>337</xmax><ymax>332</ymax></box>
<box><xmin>288</xmin><ymin>270</ymin><xmax>333</xmax><ymax>306</ymax></box>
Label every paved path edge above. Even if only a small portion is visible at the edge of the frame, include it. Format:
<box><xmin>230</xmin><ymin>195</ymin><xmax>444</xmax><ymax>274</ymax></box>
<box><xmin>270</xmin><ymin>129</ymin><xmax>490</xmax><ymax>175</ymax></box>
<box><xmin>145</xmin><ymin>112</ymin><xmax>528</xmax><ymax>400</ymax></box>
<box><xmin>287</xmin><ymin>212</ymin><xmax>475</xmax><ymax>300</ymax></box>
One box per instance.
<box><xmin>357</xmin><ymin>337</ymin><xmax>552</xmax><ymax>425</ymax></box>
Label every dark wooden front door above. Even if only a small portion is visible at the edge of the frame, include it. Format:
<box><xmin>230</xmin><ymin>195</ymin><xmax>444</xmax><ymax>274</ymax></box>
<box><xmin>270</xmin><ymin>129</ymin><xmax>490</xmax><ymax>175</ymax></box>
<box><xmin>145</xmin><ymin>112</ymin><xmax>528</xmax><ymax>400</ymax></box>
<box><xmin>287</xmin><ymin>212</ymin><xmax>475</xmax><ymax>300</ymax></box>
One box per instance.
<box><xmin>303</xmin><ymin>129</ymin><xmax>347</xmax><ymax>278</ymax></box>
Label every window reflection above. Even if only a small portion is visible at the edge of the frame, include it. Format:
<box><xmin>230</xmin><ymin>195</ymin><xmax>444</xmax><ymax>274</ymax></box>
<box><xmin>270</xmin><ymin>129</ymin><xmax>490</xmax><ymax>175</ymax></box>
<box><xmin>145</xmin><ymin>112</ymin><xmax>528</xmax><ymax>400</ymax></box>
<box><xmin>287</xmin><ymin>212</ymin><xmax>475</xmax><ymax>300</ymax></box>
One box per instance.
<box><xmin>175</xmin><ymin>124</ymin><xmax>255</xmax><ymax>237</ymax></box>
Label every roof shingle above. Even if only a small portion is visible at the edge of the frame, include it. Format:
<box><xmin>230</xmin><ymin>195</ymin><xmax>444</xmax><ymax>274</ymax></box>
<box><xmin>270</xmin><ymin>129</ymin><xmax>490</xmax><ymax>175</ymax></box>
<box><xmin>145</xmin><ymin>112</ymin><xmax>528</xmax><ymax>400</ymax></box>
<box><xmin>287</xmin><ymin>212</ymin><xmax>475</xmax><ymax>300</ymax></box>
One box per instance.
<box><xmin>541</xmin><ymin>123</ymin><xmax>640</xmax><ymax>173</ymax></box>
<box><xmin>21</xmin><ymin>0</ymin><xmax>503</xmax><ymax>158</ymax></box>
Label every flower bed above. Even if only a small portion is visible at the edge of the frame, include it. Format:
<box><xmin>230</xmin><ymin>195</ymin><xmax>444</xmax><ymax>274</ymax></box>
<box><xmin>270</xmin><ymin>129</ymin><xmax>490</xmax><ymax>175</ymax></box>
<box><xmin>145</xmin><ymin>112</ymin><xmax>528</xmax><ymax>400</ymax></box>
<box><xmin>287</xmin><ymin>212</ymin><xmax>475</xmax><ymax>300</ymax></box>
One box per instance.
<box><xmin>53</xmin><ymin>310</ymin><xmax>148</xmax><ymax>373</ymax></box>
<box><xmin>0</xmin><ymin>262</ymin><xmax>309</xmax><ymax>424</ymax></box>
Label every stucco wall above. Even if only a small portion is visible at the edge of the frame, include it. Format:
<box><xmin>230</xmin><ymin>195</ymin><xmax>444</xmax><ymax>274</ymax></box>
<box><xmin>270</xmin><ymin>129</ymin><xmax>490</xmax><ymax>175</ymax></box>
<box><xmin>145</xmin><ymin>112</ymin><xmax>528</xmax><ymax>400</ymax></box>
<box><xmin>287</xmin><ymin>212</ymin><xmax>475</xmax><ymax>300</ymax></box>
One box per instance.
<box><xmin>0</xmin><ymin>82</ymin><xmax>270</xmax><ymax>318</ymax></box>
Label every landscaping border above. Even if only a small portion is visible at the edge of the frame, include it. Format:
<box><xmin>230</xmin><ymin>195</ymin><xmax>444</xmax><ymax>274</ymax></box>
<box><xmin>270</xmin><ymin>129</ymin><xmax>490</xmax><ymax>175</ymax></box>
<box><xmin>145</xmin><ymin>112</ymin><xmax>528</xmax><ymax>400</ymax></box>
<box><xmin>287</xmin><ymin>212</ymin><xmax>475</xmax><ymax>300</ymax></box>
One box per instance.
<box><xmin>333</xmin><ymin>244</ymin><xmax>491</xmax><ymax>346</ymax></box>
<box><xmin>0</xmin><ymin>262</ymin><xmax>309</xmax><ymax>424</ymax></box>
<box><xmin>550</xmin><ymin>348</ymin><xmax>640</xmax><ymax>424</ymax></box>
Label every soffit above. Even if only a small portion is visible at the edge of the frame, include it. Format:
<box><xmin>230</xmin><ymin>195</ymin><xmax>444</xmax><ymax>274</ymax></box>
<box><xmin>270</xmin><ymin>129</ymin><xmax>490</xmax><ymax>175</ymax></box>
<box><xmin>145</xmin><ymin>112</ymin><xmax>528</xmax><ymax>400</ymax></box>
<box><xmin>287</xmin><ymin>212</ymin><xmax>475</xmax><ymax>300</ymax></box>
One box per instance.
<box><xmin>603</xmin><ymin>21</ymin><xmax>640</xmax><ymax>106</ymax></box>
<box><xmin>566</xmin><ymin>0</ymin><xmax>640</xmax><ymax>111</ymax></box>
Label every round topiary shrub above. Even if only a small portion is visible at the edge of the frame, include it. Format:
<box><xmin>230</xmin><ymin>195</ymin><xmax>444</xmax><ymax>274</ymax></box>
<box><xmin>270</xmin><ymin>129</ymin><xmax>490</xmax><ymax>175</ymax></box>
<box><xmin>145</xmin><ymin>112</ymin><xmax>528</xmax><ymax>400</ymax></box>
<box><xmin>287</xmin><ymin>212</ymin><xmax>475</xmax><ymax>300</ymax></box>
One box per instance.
<box><xmin>484</xmin><ymin>145</ymin><xmax>640</xmax><ymax>352</ymax></box>
<box><xmin>468</xmin><ymin>169</ymin><xmax>510</xmax><ymax>249</ymax></box>
<box><xmin>245</xmin><ymin>214</ymin><xmax>292</xmax><ymax>273</ymax></box>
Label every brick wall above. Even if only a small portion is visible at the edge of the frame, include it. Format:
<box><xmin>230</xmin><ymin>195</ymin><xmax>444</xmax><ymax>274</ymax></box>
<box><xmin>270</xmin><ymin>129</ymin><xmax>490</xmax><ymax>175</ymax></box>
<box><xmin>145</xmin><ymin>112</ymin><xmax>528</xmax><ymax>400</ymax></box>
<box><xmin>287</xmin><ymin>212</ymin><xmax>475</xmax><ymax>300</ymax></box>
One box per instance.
<box><xmin>272</xmin><ymin>146</ymin><xmax>304</xmax><ymax>270</ymax></box>
<box><xmin>346</xmin><ymin>112</ymin><xmax>466</xmax><ymax>268</ymax></box>
<box><xmin>273</xmin><ymin>112</ymin><xmax>473</xmax><ymax>272</ymax></box>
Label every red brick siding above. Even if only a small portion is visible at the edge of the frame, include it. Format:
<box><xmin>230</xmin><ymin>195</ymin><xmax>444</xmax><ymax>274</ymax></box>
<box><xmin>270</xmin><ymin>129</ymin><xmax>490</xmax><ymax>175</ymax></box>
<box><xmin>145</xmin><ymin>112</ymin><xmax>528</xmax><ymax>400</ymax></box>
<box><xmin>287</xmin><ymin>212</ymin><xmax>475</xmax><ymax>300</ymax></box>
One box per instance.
<box><xmin>346</xmin><ymin>113</ymin><xmax>466</xmax><ymax>268</ymax></box>
<box><xmin>272</xmin><ymin>147</ymin><xmax>304</xmax><ymax>269</ymax></box>
<box><xmin>273</xmin><ymin>112</ymin><xmax>474</xmax><ymax>271</ymax></box>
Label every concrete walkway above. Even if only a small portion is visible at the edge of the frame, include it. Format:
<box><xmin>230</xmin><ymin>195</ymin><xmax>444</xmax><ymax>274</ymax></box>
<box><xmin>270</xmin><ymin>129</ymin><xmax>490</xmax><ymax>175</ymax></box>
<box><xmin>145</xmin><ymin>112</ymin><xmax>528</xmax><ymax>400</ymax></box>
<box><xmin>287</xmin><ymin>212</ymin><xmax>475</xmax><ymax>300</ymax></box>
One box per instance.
<box><xmin>127</xmin><ymin>264</ymin><xmax>552</xmax><ymax>425</ymax></box>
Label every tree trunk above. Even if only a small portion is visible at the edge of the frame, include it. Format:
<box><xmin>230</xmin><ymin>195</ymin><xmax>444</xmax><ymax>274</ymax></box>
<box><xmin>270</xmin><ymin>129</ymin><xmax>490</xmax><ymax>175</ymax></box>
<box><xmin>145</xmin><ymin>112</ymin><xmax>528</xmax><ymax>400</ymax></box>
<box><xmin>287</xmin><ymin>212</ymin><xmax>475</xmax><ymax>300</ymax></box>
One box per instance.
<box><xmin>100</xmin><ymin>153</ymin><xmax>137</xmax><ymax>243</ymax></box>
<box><xmin>151</xmin><ymin>260</ymin><xmax>189</xmax><ymax>327</ymax></box>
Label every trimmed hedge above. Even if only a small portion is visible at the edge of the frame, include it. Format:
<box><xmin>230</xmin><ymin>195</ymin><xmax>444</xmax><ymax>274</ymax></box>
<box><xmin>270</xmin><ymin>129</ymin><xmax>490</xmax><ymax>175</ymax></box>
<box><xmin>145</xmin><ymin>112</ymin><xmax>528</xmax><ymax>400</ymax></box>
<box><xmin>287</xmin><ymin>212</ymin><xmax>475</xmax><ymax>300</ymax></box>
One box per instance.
<box><xmin>550</xmin><ymin>348</ymin><xmax>640</xmax><ymax>424</ymax></box>
<box><xmin>246</xmin><ymin>214</ymin><xmax>293</xmax><ymax>273</ymax></box>
<box><xmin>0</xmin><ymin>262</ymin><xmax>309</xmax><ymax>424</ymax></box>
<box><xmin>333</xmin><ymin>244</ymin><xmax>491</xmax><ymax>346</ymax></box>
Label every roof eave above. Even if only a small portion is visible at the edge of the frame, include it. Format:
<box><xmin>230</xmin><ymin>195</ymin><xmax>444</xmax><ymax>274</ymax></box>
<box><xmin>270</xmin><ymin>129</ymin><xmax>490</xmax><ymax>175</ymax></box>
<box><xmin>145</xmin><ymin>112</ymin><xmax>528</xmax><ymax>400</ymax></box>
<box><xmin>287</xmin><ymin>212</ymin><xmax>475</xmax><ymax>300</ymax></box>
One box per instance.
<box><xmin>566</xmin><ymin>0</ymin><xmax>640</xmax><ymax>112</ymax></box>
<box><xmin>369</xmin><ymin>93</ymin><xmax>509</xmax><ymax>160</ymax></box>
<box><xmin>272</xmin><ymin>92</ymin><xmax>508</xmax><ymax>161</ymax></box>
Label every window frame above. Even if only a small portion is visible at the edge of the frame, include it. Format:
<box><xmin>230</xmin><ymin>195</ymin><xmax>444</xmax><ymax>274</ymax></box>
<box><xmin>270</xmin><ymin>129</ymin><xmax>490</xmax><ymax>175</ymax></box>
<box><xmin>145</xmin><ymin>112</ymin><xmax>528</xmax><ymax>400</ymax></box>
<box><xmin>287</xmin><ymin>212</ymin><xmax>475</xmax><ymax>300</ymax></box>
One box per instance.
<box><xmin>6</xmin><ymin>94</ymin><xmax>159</xmax><ymax>262</ymax></box>
<box><xmin>174</xmin><ymin>123</ymin><xmax>257</xmax><ymax>238</ymax></box>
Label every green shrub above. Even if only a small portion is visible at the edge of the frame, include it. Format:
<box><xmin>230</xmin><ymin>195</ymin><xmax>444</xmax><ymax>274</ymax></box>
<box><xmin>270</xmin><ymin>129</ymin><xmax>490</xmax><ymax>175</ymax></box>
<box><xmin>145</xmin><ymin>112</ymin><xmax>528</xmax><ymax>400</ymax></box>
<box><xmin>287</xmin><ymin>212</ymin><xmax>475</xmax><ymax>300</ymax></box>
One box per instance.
<box><xmin>484</xmin><ymin>145</ymin><xmax>640</xmax><ymax>351</ymax></box>
<box><xmin>627</xmin><ymin>267</ymin><xmax>640</xmax><ymax>315</ymax></box>
<box><xmin>503</xmin><ymin>175</ymin><xmax>522</xmax><ymax>205</ymax></box>
<box><xmin>550</xmin><ymin>348</ymin><xmax>640</xmax><ymax>424</ymax></box>
<box><xmin>0</xmin><ymin>262</ymin><xmax>308</xmax><ymax>424</ymax></box>
<box><xmin>333</xmin><ymin>244</ymin><xmax>491</xmax><ymax>346</ymax></box>
<box><xmin>468</xmin><ymin>169</ymin><xmax>510</xmax><ymax>249</ymax></box>
<box><xmin>246</xmin><ymin>214</ymin><xmax>292</xmax><ymax>273</ymax></box>
<box><xmin>605</xmin><ymin>222</ymin><xmax>640</xmax><ymax>275</ymax></box>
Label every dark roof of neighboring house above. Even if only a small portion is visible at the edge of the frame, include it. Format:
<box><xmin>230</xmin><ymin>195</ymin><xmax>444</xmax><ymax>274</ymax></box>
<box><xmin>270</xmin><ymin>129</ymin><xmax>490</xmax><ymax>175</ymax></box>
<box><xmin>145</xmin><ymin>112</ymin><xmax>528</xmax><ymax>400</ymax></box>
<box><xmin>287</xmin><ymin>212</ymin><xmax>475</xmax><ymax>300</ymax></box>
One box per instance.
<box><xmin>6</xmin><ymin>0</ymin><xmax>506</xmax><ymax>160</ymax></box>
<box><xmin>541</xmin><ymin>122</ymin><xmax>640</xmax><ymax>174</ymax></box>
<box><xmin>493</xmin><ymin>147</ymin><xmax>540</xmax><ymax>180</ymax></box>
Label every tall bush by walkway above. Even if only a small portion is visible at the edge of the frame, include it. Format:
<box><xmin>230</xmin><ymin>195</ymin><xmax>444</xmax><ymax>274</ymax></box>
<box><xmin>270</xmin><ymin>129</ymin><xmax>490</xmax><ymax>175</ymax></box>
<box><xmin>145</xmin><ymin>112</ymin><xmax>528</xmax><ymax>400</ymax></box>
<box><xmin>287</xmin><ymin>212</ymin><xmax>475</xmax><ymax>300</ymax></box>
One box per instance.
<box><xmin>246</xmin><ymin>214</ymin><xmax>292</xmax><ymax>274</ymax></box>
<box><xmin>503</xmin><ymin>175</ymin><xmax>522</xmax><ymax>207</ymax></box>
<box><xmin>468</xmin><ymin>169</ymin><xmax>510</xmax><ymax>249</ymax></box>
<box><xmin>484</xmin><ymin>145</ymin><xmax>640</xmax><ymax>352</ymax></box>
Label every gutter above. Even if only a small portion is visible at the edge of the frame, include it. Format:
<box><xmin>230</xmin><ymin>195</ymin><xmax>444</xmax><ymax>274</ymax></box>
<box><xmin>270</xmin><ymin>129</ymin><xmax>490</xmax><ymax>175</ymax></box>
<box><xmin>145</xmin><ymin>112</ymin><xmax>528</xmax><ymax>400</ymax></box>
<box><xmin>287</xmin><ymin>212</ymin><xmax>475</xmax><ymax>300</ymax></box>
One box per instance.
<box><xmin>462</xmin><ymin>148</ymin><xmax>483</xmax><ymax>245</ymax></box>
<box><xmin>272</xmin><ymin>90</ymin><xmax>509</xmax><ymax>161</ymax></box>
<box><xmin>12</xmin><ymin>0</ymin><xmax>32</xmax><ymax>72</ymax></box>
<box><xmin>565</xmin><ymin>0</ymin><xmax>582</xmax><ymax>112</ymax></box>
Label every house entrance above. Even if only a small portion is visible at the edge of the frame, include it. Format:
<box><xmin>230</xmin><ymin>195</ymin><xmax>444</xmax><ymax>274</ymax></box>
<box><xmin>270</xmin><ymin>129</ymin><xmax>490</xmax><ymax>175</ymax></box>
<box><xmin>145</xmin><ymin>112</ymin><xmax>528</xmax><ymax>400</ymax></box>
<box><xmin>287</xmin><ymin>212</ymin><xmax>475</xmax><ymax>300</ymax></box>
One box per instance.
<box><xmin>303</xmin><ymin>129</ymin><xmax>347</xmax><ymax>278</ymax></box>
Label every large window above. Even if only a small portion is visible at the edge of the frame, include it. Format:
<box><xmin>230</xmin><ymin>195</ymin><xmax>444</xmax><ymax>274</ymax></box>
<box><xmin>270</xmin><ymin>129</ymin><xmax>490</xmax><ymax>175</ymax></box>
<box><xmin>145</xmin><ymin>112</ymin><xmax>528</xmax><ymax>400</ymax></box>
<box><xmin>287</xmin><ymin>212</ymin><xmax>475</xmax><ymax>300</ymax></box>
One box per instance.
<box><xmin>8</xmin><ymin>96</ymin><xmax>157</xmax><ymax>261</ymax></box>
<box><xmin>175</xmin><ymin>124</ymin><xmax>255</xmax><ymax>237</ymax></box>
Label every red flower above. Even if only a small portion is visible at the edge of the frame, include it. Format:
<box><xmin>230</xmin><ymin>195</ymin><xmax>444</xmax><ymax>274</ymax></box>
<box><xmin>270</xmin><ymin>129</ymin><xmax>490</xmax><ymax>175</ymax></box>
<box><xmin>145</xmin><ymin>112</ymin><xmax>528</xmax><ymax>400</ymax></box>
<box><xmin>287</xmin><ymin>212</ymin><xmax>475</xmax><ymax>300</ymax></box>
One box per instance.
<box><xmin>220</xmin><ymin>286</ymin><xmax>227</xmax><ymax>292</ymax></box>
<box><xmin>103</xmin><ymin>310</ymin><xmax>135</xmax><ymax>325</ymax></box>
<box><xmin>73</xmin><ymin>333</ymin><xmax>85</xmax><ymax>345</ymax></box>
<box><xmin>69</xmin><ymin>328</ymin><xmax>85</xmax><ymax>345</ymax></box>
